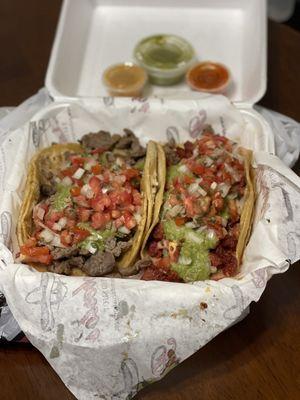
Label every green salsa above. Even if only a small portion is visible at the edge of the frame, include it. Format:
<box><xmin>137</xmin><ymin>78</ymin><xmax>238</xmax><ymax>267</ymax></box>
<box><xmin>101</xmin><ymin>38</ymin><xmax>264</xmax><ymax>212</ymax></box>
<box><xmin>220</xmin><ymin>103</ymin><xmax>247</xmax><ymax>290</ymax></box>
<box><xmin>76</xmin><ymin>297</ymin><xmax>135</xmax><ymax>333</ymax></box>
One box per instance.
<box><xmin>52</xmin><ymin>184</ymin><xmax>71</xmax><ymax>211</ymax></box>
<box><xmin>77</xmin><ymin>223</ymin><xmax>114</xmax><ymax>252</ymax></box>
<box><xmin>163</xmin><ymin>220</ymin><xmax>218</xmax><ymax>282</ymax></box>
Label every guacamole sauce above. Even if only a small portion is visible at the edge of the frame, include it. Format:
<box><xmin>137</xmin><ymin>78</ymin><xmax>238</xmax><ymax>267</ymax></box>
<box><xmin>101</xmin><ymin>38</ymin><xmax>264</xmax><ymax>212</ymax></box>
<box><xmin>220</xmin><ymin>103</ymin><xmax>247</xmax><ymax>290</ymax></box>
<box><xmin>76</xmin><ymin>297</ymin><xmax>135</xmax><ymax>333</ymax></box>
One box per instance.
<box><xmin>163</xmin><ymin>220</ymin><xmax>218</xmax><ymax>282</ymax></box>
<box><xmin>52</xmin><ymin>184</ymin><xmax>71</xmax><ymax>211</ymax></box>
<box><xmin>77</xmin><ymin>223</ymin><xmax>114</xmax><ymax>252</ymax></box>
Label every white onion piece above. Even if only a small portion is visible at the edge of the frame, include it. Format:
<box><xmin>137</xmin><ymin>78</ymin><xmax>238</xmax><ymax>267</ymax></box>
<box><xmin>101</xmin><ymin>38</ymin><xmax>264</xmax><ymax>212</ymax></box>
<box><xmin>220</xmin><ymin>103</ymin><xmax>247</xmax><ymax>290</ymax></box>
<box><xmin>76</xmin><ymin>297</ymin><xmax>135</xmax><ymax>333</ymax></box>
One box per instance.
<box><xmin>224</xmin><ymin>163</ymin><xmax>240</xmax><ymax>182</ymax></box>
<box><xmin>210</xmin><ymin>181</ymin><xmax>217</xmax><ymax>190</ymax></box>
<box><xmin>57</xmin><ymin>217</ymin><xmax>67</xmax><ymax>229</ymax></box>
<box><xmin>81</xmin><ymin>184</ymin><xmax>94</xmax><ymax>199</ymax></box>
<box><xmin>178</xmin><ymin>164</ymin><xmax>188</xmax><ymax>173</ymax></box>
<box><xmin>202</xmin><ymin>156</ymin><xmax>214</xmax><ymax>167</ymax></box>
<box><xmin>40</xmin><ymin>229</ymin><xmax>54</xmax><ymax>243</ymax></box>
<box><xmin>52</xmin><ymin>223</ymin><xmax>62</xmax><ymax>231</ymax></box>
<box><xmin>206</xmin><ymin>229</ymin><xmax>217</xmax><ymax>241</ymax></box>
<box><xmin>188</xmin><ymin>183</ymin><xmax>199</xmax><ymax>195</ymax></box>
<box><xmin>72</xmin><ymin>168</ymin><xmax>85</xmax><ymax>179</ymax></box>
<box><xmin>210</xmin><ymin>265</ymin><xmax>217</xmax><ymax>273</ymax></box>
<box><xmin>86</xmin><ymin>243</ymin><xmax>97</xmax><ymax>254</ymax></box>
<box><xmin>61</xmin><ymin>176</ymin><xmax>72</xmax><ymax>186</ymax></box>
<box><xmin>186</xmin><ymin>231</ymin><xmax>203</xmax><ymax>244</ymax></box>
<box><xmin>37</xmin><ymin>207</ymin><xmax>45</xmax><ymax>220</ymax></box>
<box><xmin>168</xmin><ymin>205</ymin><xmax>184</xmax><ymax>217</ymax></box>
<box><xmin>116</xmin><ymin>157</ymin><xmax>124</xmax><ymax>167</ymax></box>
<box><xmin>51</xmin><ymin>235</ymin><xmax>63</xmax><ymax>247</ymax></box>
<box><xmin>198</xmin><ymin>186</ymin><xmax>207</xmax><ymax>197</ymax></box>
<box><xmin>118</xmin><ymin>226</ymin><xmax>130</xmax><ymax>234</ymax></box>
<box><xmin>84</xmin><ymin>159</ymin><xmax>97</xmax><ymax>171</ymax></box>
<box><xmin>185</xmin><ymin>221</ymin><xmax>197</xmax><ymax>229</ymax></box>
<box><xmin>218</xmin><ymin>182</ymin><xmax>231</xmax><ymax>198</ymax></box>
<box><xmin>178</xmin><ymin>255</ymin><xmax>192</xmax><ymax>265</ymax></box>
<box><xmin>36</xmin><ymin>221</ymin><xmax>66</xmax><ymax>247</ymax></box>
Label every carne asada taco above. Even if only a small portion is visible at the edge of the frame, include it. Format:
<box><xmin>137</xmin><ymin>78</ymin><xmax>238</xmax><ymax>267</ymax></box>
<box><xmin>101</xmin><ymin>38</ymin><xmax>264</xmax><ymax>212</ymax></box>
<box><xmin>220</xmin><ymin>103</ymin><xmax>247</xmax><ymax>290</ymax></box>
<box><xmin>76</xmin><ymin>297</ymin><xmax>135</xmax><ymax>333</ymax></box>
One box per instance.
<box><xmin>141</xmin><ymin>128</ymin><xmax>255</xmax><ymax>282</ymax></box>
<box><xmin>17</xmin><ymin>129</ymin><xmax>156</xmax><ymax>277</ymax></box>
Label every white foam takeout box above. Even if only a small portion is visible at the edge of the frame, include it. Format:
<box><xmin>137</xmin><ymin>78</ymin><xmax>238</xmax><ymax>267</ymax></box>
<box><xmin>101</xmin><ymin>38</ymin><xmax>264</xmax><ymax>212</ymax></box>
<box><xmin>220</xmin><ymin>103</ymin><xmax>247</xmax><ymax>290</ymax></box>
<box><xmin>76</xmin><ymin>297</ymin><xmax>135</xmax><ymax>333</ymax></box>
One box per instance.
<box><xmin>38</xmin><ymin>0</ymin><xmax>274</xmax><ymax>153</ymax></box>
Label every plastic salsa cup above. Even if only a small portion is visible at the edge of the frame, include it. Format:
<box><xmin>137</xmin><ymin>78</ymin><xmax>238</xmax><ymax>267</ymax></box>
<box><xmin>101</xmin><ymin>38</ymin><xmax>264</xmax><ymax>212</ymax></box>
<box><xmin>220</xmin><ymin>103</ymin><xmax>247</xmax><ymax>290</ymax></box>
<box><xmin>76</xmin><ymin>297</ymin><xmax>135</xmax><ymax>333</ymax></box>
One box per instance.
<box><xmin>186</xmin><ymin>61</ymin><xmax>230</xmax><ymax>93</ymax></box>
<box><xmin>102</xmin><ymin>62</ymin><xmax>148</xmax><ymax>97</ymax></box>
<box><xmin>134</xmin><ymin>34</ymin><xmax>195</xmax><ymax>86</ymax></box>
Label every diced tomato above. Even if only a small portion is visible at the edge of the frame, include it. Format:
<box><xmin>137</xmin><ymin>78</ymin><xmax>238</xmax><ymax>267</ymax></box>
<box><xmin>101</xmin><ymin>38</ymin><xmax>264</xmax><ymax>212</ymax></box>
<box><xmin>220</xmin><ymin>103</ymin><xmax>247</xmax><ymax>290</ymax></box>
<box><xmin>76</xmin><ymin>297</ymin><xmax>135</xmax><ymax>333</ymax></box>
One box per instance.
<box><xmin>132</xmin><ymin>190</ymin><xmax>142</xmax><ymax>206</ymax></box>
<box><xmin>70</xmin><ymin>156</ymin><xmax>86</xmax><ymax>167</ymax></box>
<box><xmin>114</xmin><ymin>215</ymin><xmax>125</xmax><ymax>228</ymax></box>
<box><xmin>111</xmin><ymin>209</ymin><xmax>121</xmax><ymax>219</ymax></box>
<box><xmin>187</xmin><ymin>160</ymin><xmax>205</xmax><ymax>176</ymax></box>
<box><xmin>91</xmin><ymin>212</ymin><xmax>111</xmax><ymax>229</ymax></box>
<box><xmin>123</xmin><ymin>211</ymin><xmax>136</xmax><ymax>230</ymax></box>
<box><xmin>148</xmin><ymin>241</ymin><xmax>162</xmax><ymax>258</ymax></box>
<box><xmin>72</xmin><ymin>178</ymin><xmax>84</xmax><ymax>187</ymax></box>
<box><xmin>61</xmin><ymin>165</ymin><xmax>77</xmax><ymax>177</ymax></box>
<box><xmin>73</xmin><ymin>195</ymin><xmax>90</xmax><ymax>208</ymax></box>
<box><xmin>183</xmin><ymin>175</ymin><xmax>195</xmax><ymax>185</ymax></box>
<box><xmin>184</xmin><ymin>196</ymin><xmax>198</xmax><ymax>217</ymax></box>
<box><xmin>102</xmin><ymin>170</ymin><xmax>111</xmax><ymax>184</ymax></box>
<box><xmin>70</xmin><ymin>186</ymin><xmax>81</xmax><ymax>197</ymax></box>
<box><xmin>212</xmin><ymin>192</ymin><xmax>224</xmax><ymax>211</ymax></box>
<box><xmin>175</xmin><ymin>217</ymin><xmax>186</xmax><ymax>226</ymax></box>
<box><xmin>20</xmin><ymin>245</ymin><xmax>52</xmax><ymax>265</ymax></box>
<box><xmin>90</xmin><ymin>193</ymin><xmax>111</xmax><ymax>212</ymax></box>
<box><xmin>122</xmin><ymin>168</ymin><xmax>140</xmax><ymax>181</ymax></box>
<box><xmin>89</xmin><ymin>176</ymin><xmax>101</xmax><ymax>196</ymax></box>
<box><xmin>45</xmin><ymin>210</ymin><xmax>63</xmax><ymax>223</ymax></box>
<box><xmin>169</xmin><ymin>194</ymin><xmax>180</xmax><ymax>207</ymax></box>
<box><xmin>157</xmin><ymin>257</ymin><xmax>171</xmax><ymax>269</ymax></box>
<box><xmin>91</xmin><ymin>147</ymin><xmax>107</xmax><ymax>155</ymax></box>
<box><xmin>78</xmin><ymin>207</ymin><xmax>92</xmax><ymax>222</ymax></box>
<box><xmin>60</xmin><ymin>230</ymin><xmax>73</xmax><ymax>246</ymax></box>
<box><xmin>91</xmin><ymin>164</ymin><xmax>102</xmax><ymax>175</ymax></box>
<box><xmin>209</xmin><ymin>252</ymin><xmax>222</xmax><ymax>267</ymax></box>
<box><xmin>141</xmin><ymin>266</ymin><xmax>181</xmax><ymax>282</ymax></box>
<box><xmin>45</xmin><ymin>220</ymin><xmax>55</xmax><ymax>229</ymax></box>
<box><xmin>72</xmin><ymin>226</ymin><xmax>90</xmax><ymax>244</ymax></box>
<box><xmin>169</xmin><ymin>245</ymin><xmax>180</xmax><ymax>263</ymax></box>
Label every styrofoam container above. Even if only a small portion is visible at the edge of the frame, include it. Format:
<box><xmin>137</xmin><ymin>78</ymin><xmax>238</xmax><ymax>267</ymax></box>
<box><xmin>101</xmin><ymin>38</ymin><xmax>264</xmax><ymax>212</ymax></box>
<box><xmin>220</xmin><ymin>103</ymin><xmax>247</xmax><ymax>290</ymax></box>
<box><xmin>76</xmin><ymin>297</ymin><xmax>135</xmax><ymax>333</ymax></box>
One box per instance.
<box><xmin>46</xmin><ymin>0</ymin><xmax>266</xmax><ymax>104</ymax></box>
<box><xmin>44</xmin><ymin>0</ymin><xmax>272</xmax><ymax>151</ymax></box>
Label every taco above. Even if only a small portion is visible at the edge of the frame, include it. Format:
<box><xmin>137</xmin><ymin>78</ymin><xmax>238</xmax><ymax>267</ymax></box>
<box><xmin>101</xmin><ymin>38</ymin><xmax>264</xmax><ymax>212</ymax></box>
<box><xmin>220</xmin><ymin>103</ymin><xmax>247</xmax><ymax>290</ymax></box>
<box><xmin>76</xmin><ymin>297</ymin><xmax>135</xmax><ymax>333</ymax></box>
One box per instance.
<box><xmin>140</xmin><ymin>128</ymin><xmax>255</xmax><ymax>282</ymax></box>
<box><xmin>17</xmin><ymin>129</ymin><xmax>157</xmax><ymax>277</ymax></box>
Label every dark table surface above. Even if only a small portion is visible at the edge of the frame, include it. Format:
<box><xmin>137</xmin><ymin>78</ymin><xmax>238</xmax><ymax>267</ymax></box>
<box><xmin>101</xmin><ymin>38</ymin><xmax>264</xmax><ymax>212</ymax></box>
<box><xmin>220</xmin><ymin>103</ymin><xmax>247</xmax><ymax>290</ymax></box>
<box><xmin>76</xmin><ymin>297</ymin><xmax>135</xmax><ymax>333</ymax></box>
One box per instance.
<box><xmin>0</xmin><ymin>1</ymin><xmax>300</xmax><ymax>399</ymax></box>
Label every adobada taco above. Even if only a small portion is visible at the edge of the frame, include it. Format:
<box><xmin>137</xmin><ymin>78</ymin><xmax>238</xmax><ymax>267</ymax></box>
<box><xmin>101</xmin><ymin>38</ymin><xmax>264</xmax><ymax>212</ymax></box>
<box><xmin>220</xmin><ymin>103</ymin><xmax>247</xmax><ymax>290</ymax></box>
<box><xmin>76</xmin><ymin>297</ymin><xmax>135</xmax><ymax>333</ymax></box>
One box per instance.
<box><xmin>17</xmin><ymin>129</ymin><xmax>157</xmax><ymax>277</ymax></box>
<box><xmin>141</xmin><ymin>129</ymin><xmax>255</xmax><ymax>282</ymax></box>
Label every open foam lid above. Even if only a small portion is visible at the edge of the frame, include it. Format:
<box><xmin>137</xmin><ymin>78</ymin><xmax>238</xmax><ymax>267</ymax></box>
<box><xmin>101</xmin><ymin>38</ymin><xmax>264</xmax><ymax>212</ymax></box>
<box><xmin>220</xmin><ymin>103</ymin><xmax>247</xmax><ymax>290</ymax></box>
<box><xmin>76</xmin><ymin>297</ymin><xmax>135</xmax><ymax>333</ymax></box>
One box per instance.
<box><xmin>46</xmin><ymin>0</ymin><xmax>267</xmax><ymax>104</ymax></box>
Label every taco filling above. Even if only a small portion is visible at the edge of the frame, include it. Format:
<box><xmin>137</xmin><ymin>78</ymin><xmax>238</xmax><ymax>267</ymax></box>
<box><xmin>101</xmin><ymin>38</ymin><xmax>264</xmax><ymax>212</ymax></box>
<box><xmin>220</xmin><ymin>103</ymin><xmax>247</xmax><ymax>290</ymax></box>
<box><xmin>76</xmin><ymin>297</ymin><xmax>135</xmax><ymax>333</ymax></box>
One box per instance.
<box><xmin>141</xmin><ymin>130</ymin><xmax>254</xmax><ymax>282</ymax></box>
<box><xmin>19</xmin><ymin>130</ymin><xmax>148</xmax><ymax>276</ymax></box>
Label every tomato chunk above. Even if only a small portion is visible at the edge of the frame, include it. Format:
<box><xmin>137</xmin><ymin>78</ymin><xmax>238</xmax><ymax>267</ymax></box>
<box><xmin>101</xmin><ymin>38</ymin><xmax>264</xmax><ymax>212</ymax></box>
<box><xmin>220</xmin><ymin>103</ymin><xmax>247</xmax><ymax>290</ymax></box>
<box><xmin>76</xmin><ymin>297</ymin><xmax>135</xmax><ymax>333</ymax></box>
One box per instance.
<box><xmin>20</xmin><ymin>245</ymin><xmax>52</xmax><ymax>265</ymax></box>
<box><xmin>91</xmin><ymin>212</ymin><xmax>111</xmax><ymax>229</ymax></box>
<box><xmin>72</xmin><ymin>226</ymin><xmax>90</xmax><ymax>244</ymax></box>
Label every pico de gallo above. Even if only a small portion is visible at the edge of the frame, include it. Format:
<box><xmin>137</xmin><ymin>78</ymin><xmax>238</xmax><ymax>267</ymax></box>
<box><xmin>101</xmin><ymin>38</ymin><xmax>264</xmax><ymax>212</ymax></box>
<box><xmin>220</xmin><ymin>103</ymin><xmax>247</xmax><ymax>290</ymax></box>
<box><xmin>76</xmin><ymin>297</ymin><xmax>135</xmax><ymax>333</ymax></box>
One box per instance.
<box><xmin>142</xmin><ymin>130</ymin><xmax>248</xmax><ymax>282</ymax></box>
<box><xmin>20</xmin><ymin>130</ymin><xmax>146</xmax><ymax>276</ymax></box>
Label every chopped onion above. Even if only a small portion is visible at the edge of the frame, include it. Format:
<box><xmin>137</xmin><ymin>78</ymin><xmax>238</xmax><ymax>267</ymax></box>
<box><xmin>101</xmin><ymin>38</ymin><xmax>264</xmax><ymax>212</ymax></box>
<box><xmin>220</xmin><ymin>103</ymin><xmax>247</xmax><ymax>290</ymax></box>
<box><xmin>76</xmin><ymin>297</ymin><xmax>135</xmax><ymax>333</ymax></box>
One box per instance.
<box><xmin>102</xmin><ymin>185</ymin><xmax>110</xmax><ymax>194</ymax></box>
<box><xmin>168</xmin><ymin>204</ymin><xmax>184</xmax><ymax>217</ymax></box>
<box><xmin>206</xmin><ymin>229</ymin><xmax>217</xmax><ymax>241</ymax></box>
<box><xmin>202</xmin><ymin>156</ymin><xmax>214</xmax><ymax>167</ymax></box>
<box><xmin>210</xmin><ymin>181</ymin><xmax>217</xmax><ymax>190</ymax></box>
<box><xmin>224</xmin><ymin>163</ymin><xmax>240</xmax><ymax>182</ymax></box>
<box><xmin>210</xmin><ymin>265</ymin><xmax>217</xmax><ymax>273</ymax></box>
<box><xmin>116</xmin><ymin>157</ymin><xmax>124</xmax><ymax>167</ymax></box>
<box><xmin>57</xmin><ymin>217</ymin><xmax>67</xmax><ymax>229</ymax></box>
<box><xmin>178</xmin><ymin>164</ymin><xmax>188</xmax><ymax>173</ymax></box>
<box><xmin>185</xmin><ymin>221</ymin><xmax>197</xmax><ymax>229</ymax></box>
<box><xmin>84</xmin><ymin>159</ymin><xmax>97</xmax><ymax>171</ymax></box>
<box><xmin>51</xmin><ymin>235</ymin><xmax>63</xmax><ymax>247</ymax></box>
<box><xmin>62</xmin><ymin>176</ymin><xmax>72</xmax><ymax>186</ymax></box>
<box><xmin>54</xmin><ymin>177</ymin><xmax>61</xmax><ymax>184</ymax></box>
<box><xmin>37</xmin><ymin>207</ymin><xmax>45</xmax><ymax>220</ymax></box>
<box><xmin>198</xmin><ymin>186</ymin><xmax>207</xmax><ymax>197</ymax></box>
<box><xmin>218</xmin><ymin>182</ymin><xmax>231</xmax><ymax>198</ymax></box>
<box><xmin>186</xmin><ymin>231</ymin><xmax>203</xmax><ymax>244</ymax></box>
<box><xmin>86</xmin><ymin>243</ymin><xmax>97</xmax><ymax>254</ymax></box>
<box><xmin>72</xmin><ymin>168</ymin><xmax>85</xmax><ymax>179</ymax></box>
<box><xmin>118</xmin><ymin>226</ymin><xmax>130</xmax><ymax>235</ymax></box>
<box><xmin>236</xmin><ymin>197</ymin><xmax>245</xmax><ymax>214</ymax></box>
<box><xmin>40</xmin><ymin>229</ymin><xmax>54</xmax><ymax>243</ymax></box>
<box><xmin>178</xmin><ymin>255</ymin><xmax>192</xmax><ymax>265</ymax></box>
<box><xmin>52</xmin><ymin>222</ymin><xmax>62</xmax><ymax>231</ymax></box>
<box><xmin>81</xmin><ymin>184</ymin><xmax>94</xmax><ymax>199</ymax></box>
<box><xmin>188</xmin><ymin>183</ymin><xmax>200</xmax><ymax>195</ymax></box>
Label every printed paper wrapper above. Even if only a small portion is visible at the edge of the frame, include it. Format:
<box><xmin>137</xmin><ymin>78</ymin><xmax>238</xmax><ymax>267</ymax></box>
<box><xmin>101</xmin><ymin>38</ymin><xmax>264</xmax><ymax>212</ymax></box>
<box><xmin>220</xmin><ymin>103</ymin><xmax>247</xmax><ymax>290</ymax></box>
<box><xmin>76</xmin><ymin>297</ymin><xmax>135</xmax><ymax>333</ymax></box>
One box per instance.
<box><xmin>0</xmin><ymin>96</ymin><xmax>300</xmax><ymax>400</ymax></box>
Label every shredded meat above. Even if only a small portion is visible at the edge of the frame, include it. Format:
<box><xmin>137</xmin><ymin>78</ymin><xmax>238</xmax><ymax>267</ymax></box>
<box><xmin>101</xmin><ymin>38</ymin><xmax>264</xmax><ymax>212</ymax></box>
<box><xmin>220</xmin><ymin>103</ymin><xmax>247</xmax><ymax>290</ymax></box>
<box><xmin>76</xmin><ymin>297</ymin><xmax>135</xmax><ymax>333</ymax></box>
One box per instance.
<box><xmin>164</xmin><ymin>138</ymin><xmax>181</xmax><ymax>166</ymax></box>
<box><xmin>51</xmin><ymin>246</ymin><xmax>79</xmax><ymax>260</ymax></box>
<box><xmin>81</xmin><ymin>131</ymin><xmax>121</xmax><ymax>150</ymax></box>
<box><xmin>114</xmin><ymin>129</ymin><xmax>146</xmax><ymax>159</ymax></box>
<box><xmin>49</xmin><ymin>256</ymin><xmax>85</xmax><ymax>275</ymax></box>
<box><xmin>104</xmin><ymin>238</ymin><xmax>133</xmax><ymax>257</ymax></box>
<box><xmin>82</xmin><ymin>251</ymin><xmax>115</xmax><ymax>276</ymax></box>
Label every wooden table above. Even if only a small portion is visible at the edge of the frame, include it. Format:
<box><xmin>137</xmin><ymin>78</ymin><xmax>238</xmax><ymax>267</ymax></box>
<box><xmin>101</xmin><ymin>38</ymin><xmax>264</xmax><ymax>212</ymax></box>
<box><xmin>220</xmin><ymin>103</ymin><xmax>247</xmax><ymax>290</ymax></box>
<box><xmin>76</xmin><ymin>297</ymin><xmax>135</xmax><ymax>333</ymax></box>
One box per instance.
<box><xmin>0</xmin><ymin>1</ymin><xmax>299</xmax><ymax>399</ymax></box>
